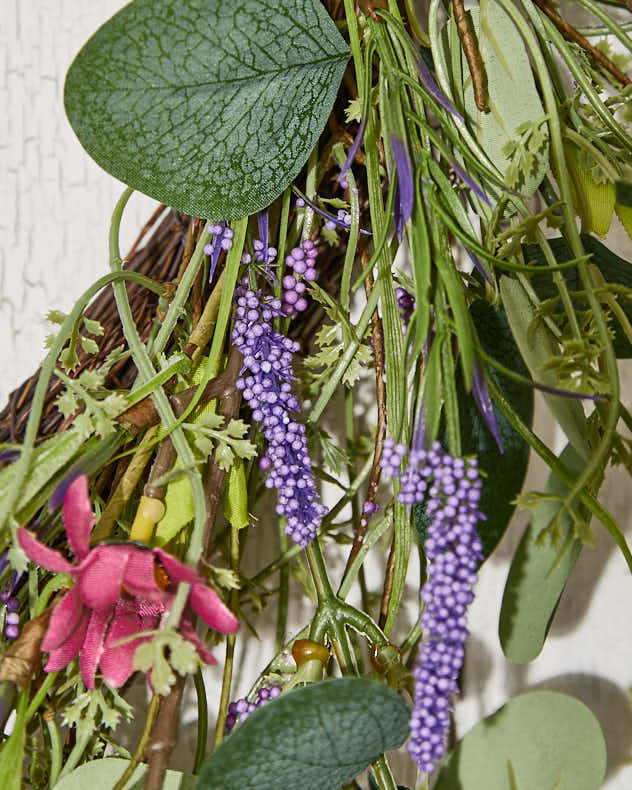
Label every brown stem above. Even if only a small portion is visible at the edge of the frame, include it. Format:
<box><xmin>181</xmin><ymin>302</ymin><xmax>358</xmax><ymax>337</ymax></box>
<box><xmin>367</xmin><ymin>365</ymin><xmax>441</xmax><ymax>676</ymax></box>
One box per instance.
<box><xmin>143</xmin><ymin>674</ymin><xmax>186</xmax><ymax>790</ymax></box>
<box><xmin>343</xmin><ymin>249</ymin><xmax>387</xmax><ymax>576</ymax></box>
<box><xmin>112</xmin><ymin>696</ymin><xmax>160</xmax><ymax>790</ymax></box>
<box><xmin>200</xmin><ymin>346</ymin><xmax>244</xmax><ymax>563</ymax></box>
<box><xmin>378</xmin><ymin>541</ymin><xmax>396</xmax><ymax>629</ymax></box>
<box><xmin>533</xmin><ymin>0</ymin><xmax>631</xmax><ymax>86</ymax></box>
<box><xmin>452</xmin><ymin>0</ymin><xmax>487</xmax><ymax>111</ymax></box>
<box><xmin>126</xmin><ymin>205</ymin><xmax>167</xmax><ymax>260</ymax></box>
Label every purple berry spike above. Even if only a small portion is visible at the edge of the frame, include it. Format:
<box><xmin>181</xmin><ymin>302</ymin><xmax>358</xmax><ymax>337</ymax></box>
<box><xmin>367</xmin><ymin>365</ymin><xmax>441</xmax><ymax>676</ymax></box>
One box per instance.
<box><xmin>282</xmin><ymin>239</ymin><xmax>318</xmax><ymax>318</ymax></box>
<box><xmin>204</xmin><ymin>222</ymin><xmax>234</xmax><ymax>282</ymax></box>
<box><xmin>381</xmin><ymin>441</ymin><xmax>484</xmax><ymax>774</ymax></box>
<box><xmin>232</xmin><ymin>285</ymin><xmax>326</xmax><ymax>546</ymax></box>
<box><xmin>225</xmin><ymin>685</ymin><xmax>282</xmax><ymax>734</ymax></box>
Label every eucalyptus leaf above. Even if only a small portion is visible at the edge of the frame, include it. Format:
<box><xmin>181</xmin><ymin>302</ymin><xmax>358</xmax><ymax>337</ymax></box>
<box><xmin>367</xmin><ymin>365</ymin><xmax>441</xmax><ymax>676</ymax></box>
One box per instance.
<box><xmin>439</xmin><ymin>2</ymin><xmax>549</xmax><ymax>198</ymax></box>
<box><xmin>455</xmin><ymin>300</ymin><xmax>533</xmax><ymax>558</ymax></box>
<box><xmin>434</xmin><ymin>691</ymin><xmax>606</xmax><ymax>790</ymax></box>
<box><xmin>525</xmin><ymin>234</ymin><xmax>632</xmax><ymax>358</ymax></box>
<box><xmin>197</xmin><ymin>678</ymin><xmax>410</xmax><ymax>790</ymax></box>
<box><xmin>499</xmin><ymin>276</ymin><xmax>590</xmax><ymax>460</ymax></box>
<box><xmin>64</xmin><ymin>0</ymin><xmax>349</xmax><ymax>220</ymax></box>
<box><xmin>53</xmin><ymin>757</ymin><xmax>195</xmax><ymax>790</ymax></box>
<box><xmin>499</xmin><ymin>444</ymin><xmax>587</xmax><ymax>663</ymax></box>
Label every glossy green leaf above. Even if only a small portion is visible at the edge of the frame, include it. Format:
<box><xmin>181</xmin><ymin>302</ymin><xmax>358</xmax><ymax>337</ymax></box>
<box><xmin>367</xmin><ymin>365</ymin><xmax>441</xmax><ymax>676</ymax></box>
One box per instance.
<box><xmin>455</xmin><ymin>300</ymin><xmax>533</xmax><ymax>558</ymax></box>
<box><xmin>525</xmin><ymin>234</ymin><xmax>632</xmax><ymax>358</ymax></box>
<box><xmin>565</xmin><ymin>141</ymin><xmax>615</xmax><ymax>237</ymax></box>
<box><xmin>197</xmin><ymin>678</ymin><xmax>410</xmax><ymax>790</ymax></box>
<box><xmin>440</xmin><ymin>2</ymin><xmax>549</xmax><ymax>198</ymax></box>
<box><xmin>64</xmin><ymin>0</ymin><xmax>349</xmax><ymax>220</ymax></box>
<box><xmin>499</xmin><ymin>276</ymin><xmax>590</xmax><ymax>460</ymax></box>
<box><xmin>499</xmin><ymin>444</ymin><xmax>586</xmax><ymax>663</ymax></box>
<box><xmin>435</xmin><ymin>691</ymin><xmax>606</xmax><ymax>790</ymax></box>
<box><xmin>53</xmin><ymin>758</ymin><xmax>195</xmax><ymax>790</ymax></box>
<box><xmin>0</xmin><ymin>429</ymin><xmax>84</xmax><ymax>520</ymax></box>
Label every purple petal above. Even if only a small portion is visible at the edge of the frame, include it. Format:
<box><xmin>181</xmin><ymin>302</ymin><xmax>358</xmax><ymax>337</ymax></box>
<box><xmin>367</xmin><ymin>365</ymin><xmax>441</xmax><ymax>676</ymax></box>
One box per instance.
<box><xmin>49</xmin><ymin>465</ymin><xmax>83</xmax><ymax>512</ymax></box>
<box><xmin>337</xmin><ymin>117</ymin><xmax>367</xmax><ymax>185</ymax></box>
<box><xmin>258</xmin><ymin>209</ymin><xmax>269</xmax><ymax>266</ymax></box>
<box><xmin>0</xmin><ymin>451</ymin><xmax>19</xmax><ymax>465</ymax></box>
<box><xmin>18</xmin><ymin>527</ymin><xmax>75</xmax><ymax>574</ymax></box>
<box><xmin>208</xmin><ymin>221</ymin><xmax>227</xmax><ymax>283</ymax></box>
<box><xmin>466</xmin><ymin>249</ymin><xmax>493</xmax><ymax>285</ymax></box>
<box><xmin>451</xmin><ymin>161</ymin><xmax>492</xmax><ymax>207</ymax></box>
<box><xmin>63</xmin><ymin>475</ymin><xmax>94</xmax><ymax>560</ymax></box>
<box><xmin>472</xmin><ymin>361</ymin><xmax>504</xmax><ymax>453</ymax></box>
<box><xmin>189</xmin><ymin>584</ymin><xmax>239</xmax><ymax>634</ymax></box>
<box><xmin>42</xmin><ymin>585</ymin><xmax>85</xmax><ymax>652</ymax></box>
<box><xmin>80</xmin><ymin>608</ymin><xmax>111</xmax><ymax>689</ymax></box>
<box><xmin>391</xmin><ymin>135</ymin><xmax>414</xmax><ymax>234</ymax></box>
<box><xmin>416</xmin><ymin>58</ymin><xmax>464</xmax><ymax>123</ymax></box>
<box><xmin>394</xmin><ymin>181</ymin><xmax>403</xmax><ymax>241</ymax></box>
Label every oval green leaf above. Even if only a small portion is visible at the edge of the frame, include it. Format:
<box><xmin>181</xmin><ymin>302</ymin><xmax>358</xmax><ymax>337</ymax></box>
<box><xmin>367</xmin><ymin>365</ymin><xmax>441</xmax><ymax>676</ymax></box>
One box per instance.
<box><xmin>435</xmin><ymin>691</ymin><xmax>606</xmax><ymax>790</ymax></box>
<box><xmin>499</xmin><ymin>443</ymin><xmax>586</xmax><ymax>663</ymax></box>
<box><xmin>54</xmin><ymin>757</ymin><xmax>196</xmax><ymax>790</ymax></box>
<box><xmin>64</xmin><ymin>0</ymin><xmax>349</xmax><ymax>220</ymax></box>
<box><xmin>197</xmin><ymin>678</ymin><xmax>410</xmax><ymax>790</ymax></box>
<box><xmin>439</xmin><ymin>2</ymin><xmax>549</xmax><ymax>198</ymax></box>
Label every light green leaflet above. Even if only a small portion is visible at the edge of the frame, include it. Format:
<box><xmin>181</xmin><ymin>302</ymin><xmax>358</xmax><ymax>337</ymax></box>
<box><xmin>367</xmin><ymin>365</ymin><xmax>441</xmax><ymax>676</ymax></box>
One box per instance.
<box><xmin>64</xmin><ymin>0</ymin><xmax>349</xmax><ymax>219</ymax></box>
<box><xmin>53</xmin><ymin>758</ymin><xmax>195</xmax><ymax>790</ymax></box>
<box><xmin>438</xmin><ymin>0</ymin><xmax>549</xmax><ymax>199</ymax></box>
<box><xmin>435</xmin><ymin>692</ymin><xmax>606</xmax><ymax>790</ymax></box>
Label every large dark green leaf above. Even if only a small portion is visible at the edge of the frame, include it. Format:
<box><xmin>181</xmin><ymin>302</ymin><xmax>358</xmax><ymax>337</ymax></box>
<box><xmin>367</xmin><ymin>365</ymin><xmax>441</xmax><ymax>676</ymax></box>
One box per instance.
<box><xmin>197</xmin><ymin>678</ymin><xmax>410</xmax><ymax>790</ymax></box>
<box><xmin>524</xmin><ymin>234</ymin><xmax>632</xmax><ymax>358</ymax></box>
<box><xmin>64</xmin><ymin>0</ymin><xmax>349</xmax><ymax>220</ymax></box>
<box><xmin>435</xmin><ymin>691</ymin><xmax>606</xmax><ymax>790</ymax></box>
<box><xmin>499</xmin><ymin>444</ymin><xmax>586</xmax><ymax>663</ymax></box>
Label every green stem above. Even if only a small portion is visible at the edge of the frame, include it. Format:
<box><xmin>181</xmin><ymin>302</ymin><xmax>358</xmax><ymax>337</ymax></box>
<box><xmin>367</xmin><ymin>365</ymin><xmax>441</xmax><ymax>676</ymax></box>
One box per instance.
<box><xmin>372</xmin><ymin>754</ymin><xmax>398</xmax><ymax>790</ymax></box>
<box><xmin>343</xmin><ymin>0</ymin><xmax>364</xmax><ymax>92</ymax></box>
<box><xmin>275</xmin><ymin>524</ymin><xmax>290</xmax><ymax>654</ymax></box>
<box><xmin>333</xmin><ymin>143</ymin><xmax>360</xmax><ymax>313</ymax></box>
<box><xmin>305</xmin><ymin>539</ymin><xmax>334</xmax><ymax>601</ymax></box>
<box><xmin>302</xmin><ymin>146</ymin><xmax>319</xmax><ymax>241</ymax></box>
<box><xmin>56</xmin><ymin>726</ymin><xmax>92</xmax><ymax>781</ymax></box>
<box><xmin>25</xmin><ymin>672</ymin><xmax>58</xmax><ymax>724</ymax></box>
<box><xmin>193</xmin><ymin>670</ymin><xmax>208</xmax><ymax>774</ymax></box>
<box><xmin>46</xmin><ymin>718</ymin><xmax>62</xmax><ymax>789</ymax></box>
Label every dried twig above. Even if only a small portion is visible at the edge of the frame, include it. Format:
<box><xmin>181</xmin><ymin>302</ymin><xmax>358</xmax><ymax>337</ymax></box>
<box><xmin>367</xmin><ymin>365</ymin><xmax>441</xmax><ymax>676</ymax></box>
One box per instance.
<box><xmin>143</xmin><ymin>674</ymin><xmax>186</xmax><ymax>790</ymax></box>
<box><xmin>453</xmin><ymin>0</ymin><xmax>487</xmax><ymax>111</ymax></box>
<box><xmin>533</xmin><ymin>0</ymin><xmax>631</xmax><ymax>86</ymax></box>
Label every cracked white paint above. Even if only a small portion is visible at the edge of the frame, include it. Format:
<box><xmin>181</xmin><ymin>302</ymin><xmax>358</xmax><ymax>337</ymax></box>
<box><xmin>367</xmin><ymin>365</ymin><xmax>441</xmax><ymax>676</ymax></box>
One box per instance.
<box><xmin>2</xmin><ymin>2</ymin><xmax>632</xmax><ymax>787</ymax></box>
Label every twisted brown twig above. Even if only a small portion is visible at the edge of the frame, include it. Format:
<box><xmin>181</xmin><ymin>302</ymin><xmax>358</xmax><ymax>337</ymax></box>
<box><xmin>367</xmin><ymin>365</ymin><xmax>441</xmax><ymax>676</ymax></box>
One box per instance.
<box><xmin>453</xmin><ymin>0</ymin><xmax>487</xmax><ymax>111</ymax></box>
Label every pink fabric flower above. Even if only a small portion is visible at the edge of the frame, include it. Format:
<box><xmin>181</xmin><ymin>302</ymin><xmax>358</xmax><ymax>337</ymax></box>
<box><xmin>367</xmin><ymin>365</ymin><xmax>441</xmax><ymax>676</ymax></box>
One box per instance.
<box><xmin>18</xmin><ymin>476</ymin><xmax>238</xmax><ymax>689</ymax></box>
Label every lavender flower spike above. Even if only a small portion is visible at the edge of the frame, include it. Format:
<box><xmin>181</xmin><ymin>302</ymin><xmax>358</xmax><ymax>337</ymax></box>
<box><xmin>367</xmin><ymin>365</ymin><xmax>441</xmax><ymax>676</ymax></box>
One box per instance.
<box><xmin>391</xmin><ymin>135</ymin><xmax>414</xmax><ymax>240</ymax></box>
<box><xmin>232</xmin><ymin>284</ymin><xmax>327</xmax><ymax>546</ymax></box>
<box><xmin>471</xmin><ymin>360</ymin><xmax>503</xmax><ymax>453</ymax></box>
<box><xmin>381</xmin><ymin>442</ymin><xmax>484</xmax><ymax>774</ymax></box>
<box><xmin>451</xmin><ymin>161</ymin><xmax>492</xmax><ymax>208</ymax></box>
<box><xmin>416</xmin><ymin>57</ymin><xmax>464</xmax><ymax>124</ymax></box>
<box><xmin>337</xmin><ymin>117</ymin><xmax>367</xmax><ymax>189</ymax></box>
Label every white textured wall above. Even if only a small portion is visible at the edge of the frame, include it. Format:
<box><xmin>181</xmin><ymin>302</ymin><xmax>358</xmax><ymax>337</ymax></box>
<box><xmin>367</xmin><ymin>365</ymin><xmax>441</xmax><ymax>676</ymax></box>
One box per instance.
<box><xmin>2</xmin><ymin>2</ymin><xmax>632</xmax><ymax>788</ymax></box>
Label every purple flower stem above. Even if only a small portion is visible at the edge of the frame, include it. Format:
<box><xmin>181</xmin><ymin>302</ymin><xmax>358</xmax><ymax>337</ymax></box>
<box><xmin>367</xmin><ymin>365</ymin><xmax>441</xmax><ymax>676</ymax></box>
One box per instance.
<box><xmin>290</xmin><ymin>187</ymin><xmax>372</xmax><ymax>236</ymax></box>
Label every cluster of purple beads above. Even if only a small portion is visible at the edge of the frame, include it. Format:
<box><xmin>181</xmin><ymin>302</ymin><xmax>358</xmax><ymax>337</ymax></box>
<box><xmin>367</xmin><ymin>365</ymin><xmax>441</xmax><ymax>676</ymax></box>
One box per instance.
<box><xmin>232</xmin><ymin>285</ymin><xmax>326</xmax><ymax>546</ymax></box>
<box><xmin>0</xmin><ymin>568</ymin><xmax>21</xmax><ymax>640</ymax></box>
<box><xmin>225</xmin><ymin>685</ymin><xmax>282</xmax><ymax>733</ymax></box>
<box><xmin>281</xmin><ymin>239</ymin><xmax>318</xmax><ymax>318</ymax></box>
<box><xmin>325</xmin><ymin>209</ymin><xmax>351</xmax><ymax>231</ymax></box>
<box><xmin>381</xmin><ymin>440</ymin><xmax>483</xmax><ymax>774</ymax></box>
<box><xmin>395</xmin><ymin>287</ymin><xmax>415</xmax><ymax>334</ymax></box>
<box><xmin>203</xmin><ymin>222</ymin><xmax>234</xmax><ymax>256</ymax></box>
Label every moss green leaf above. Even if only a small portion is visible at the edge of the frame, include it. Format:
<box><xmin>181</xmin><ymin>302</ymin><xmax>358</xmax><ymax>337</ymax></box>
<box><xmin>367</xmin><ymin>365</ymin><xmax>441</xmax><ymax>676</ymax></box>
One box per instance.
<box><xmin>53</xmin><ymin>757</ymin><xmax>195</xmax><ymax>790</ymax></box>
<box><xmin>64</xmin><ymin>0</ymin><xmax>349</xmax><ymax>220</ymax></box>
<box><xmin>197</xmin><ymin>678</ymin><xmax>410</xmax><ymax>790</ymax></box>
<box><xmin>435</xmin><ymin>691</ymin><xmax>605</xmax><ymax>790</ymax></box>
<box><xmin>499</xmin><ymin>444</ymin><xmax>587</xmax><ymax>663</ymax></box>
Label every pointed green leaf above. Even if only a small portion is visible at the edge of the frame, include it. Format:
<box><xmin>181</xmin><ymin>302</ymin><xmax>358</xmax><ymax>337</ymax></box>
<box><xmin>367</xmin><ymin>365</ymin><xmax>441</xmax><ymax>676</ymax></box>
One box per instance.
<box><xmin>435</xmin><ymin>691</ymin><xmax>605</xmax><ymax>790</ymax></box>
<box><xmin>53</xmin><ymin>757</ymin><xmax>195</xmax><ymax>790</ymax></box>
<box><xmin>525</xmin><ymin>234</ymin><xmax>632</xmax><ymax>358</ymax></box>
<box><xmin>499</xmin><ymin>444</ymin><xmax>586</xmax><ymax>663</ymax></box>
<box><xmin>64</xmin><ymin>0</ymin><xmax>349</xmax><ymax>220</ymax></box>
<box><xmin>197</xmin><ymin>678</ymin><xmax>410</xmax><ymax>790</ymax></box>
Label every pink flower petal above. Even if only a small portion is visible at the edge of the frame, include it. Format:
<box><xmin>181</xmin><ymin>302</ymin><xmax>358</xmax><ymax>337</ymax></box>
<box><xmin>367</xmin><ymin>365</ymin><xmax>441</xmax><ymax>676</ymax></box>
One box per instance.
<box><xmin>42</xmin><ymin>586</ymin><xmax>85</xmax><ymax>652</ymax></box>
<box><xmin>189</xmin><ymin>584</ymin><xmax>239</xmax><ymax>634</ymax></box>
<box><xmin>154</xmin><ymin>549</ymin><xmax>200</xmax><ymax>585</ymax></box>
<box><xmin>18</xmin><ymin>527</ymin><xmax>75</xmax><ymax>574</ymax></box>
<box><xmin>78</xmin><ymin>545</ymin><xmax>130</xmax><ymax>610</ymax></box>
<box><xmin>99</xmin><ymin>602</ymin><xmax>154</xmax><ymax>688</ymax></box>
<box><xmin>45</xmin><ymin>608</ymin><xmax>89</xmax><ymax>672</ymax></box>
<box><xmin>180</xmin><ymin>617</ymin><xmax>217</xmax><ymax>665</ymax></box>
<box><xmin>63</xmin><ymin>475</ymin><xmax>95</xmax><ymax>559</ymax></box>
<box><xmin>121</xmin><ymin>548</ymin><xmax>162</xmax><ymax>599</ymax></box>
<box><xmin>80</xmin><ymin>607</ymin><xmax>111</xmax><ymax>689</ymax></box>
